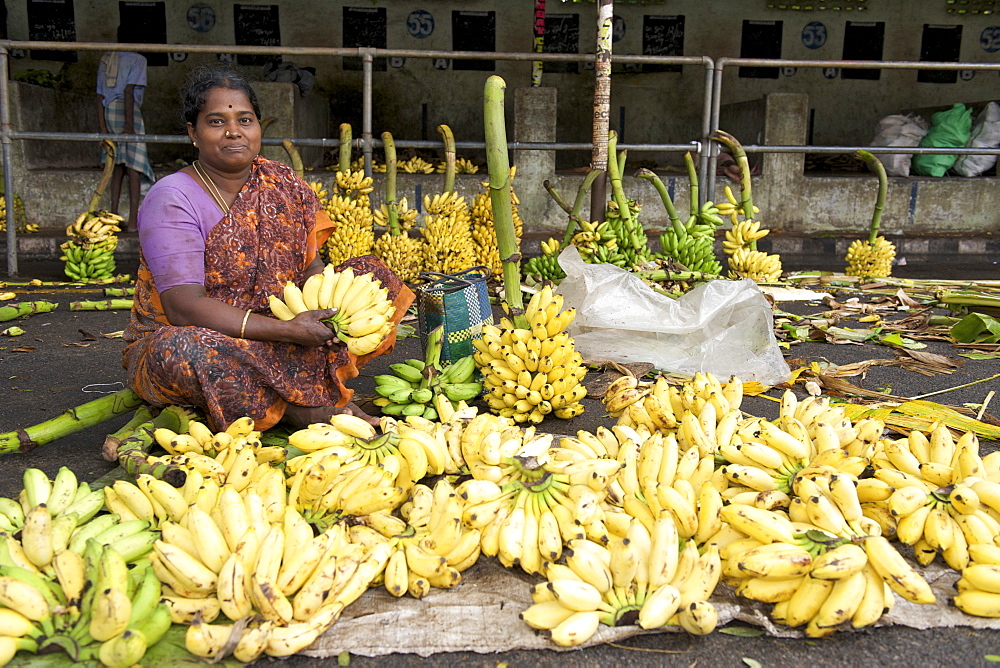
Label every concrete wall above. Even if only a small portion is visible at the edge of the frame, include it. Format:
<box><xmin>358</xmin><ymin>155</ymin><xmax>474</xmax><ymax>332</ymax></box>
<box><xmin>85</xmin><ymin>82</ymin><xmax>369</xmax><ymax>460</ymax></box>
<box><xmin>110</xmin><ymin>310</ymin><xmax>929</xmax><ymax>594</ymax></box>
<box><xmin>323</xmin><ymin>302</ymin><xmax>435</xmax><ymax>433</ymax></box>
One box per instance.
<box><xmin>6</xmin><ymin>1</ymin><xmax>1000</xmax><ymax>168</ymax></box>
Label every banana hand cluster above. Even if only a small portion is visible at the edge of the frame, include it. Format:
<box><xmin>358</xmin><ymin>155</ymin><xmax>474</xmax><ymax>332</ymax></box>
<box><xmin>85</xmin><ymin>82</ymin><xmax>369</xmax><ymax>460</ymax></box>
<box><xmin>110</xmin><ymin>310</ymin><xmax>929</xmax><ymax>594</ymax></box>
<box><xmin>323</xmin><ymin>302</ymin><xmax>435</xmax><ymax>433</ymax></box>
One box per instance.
<box><xmin>522</xmin><ymin>517</ymin><xmax>720</xmax><ymax>646</ymax></box>
<box><xmin>269</xmin><ymin>265</ymin><xmax>396</xmax><ymax>356</ymax></box>
<box><xmin>863</xmin><ymin>425</ymin><xmax>1000</xmax><ymax>571</ymax></box>
<box><xmin>374</xmin><ymin>355</ymin><xmax>481</xmax><ymax>420</ymax></box>
<box><xmin>322</xmin><ymin>171</ymin><xmax>375</xmax><ymax>266</ymax></box>
<box><xmin>469</xmin><ymin>179</ymin><xmax>524</xmax><ymax>277</ymax></box>
<box><xmin>177</xmin><ymin>515</ymin><xmax>391</xmax><ymax>661</ymax></box>
<box><xmin>657</xmin><ymin>202</ymin><xmax>724</xmax><ymax>274</ymax></box>
<box><xmin>845</xmin><ymin>236</ymin><xmax>896</xmax><ymax>278</ymax></box>
<box><xmin>0</xmin><ymin>194</ymin><xmax>36</xmax><ymax>233</ymax></box>
<box><xmin>61</xmin><ymin>209</ymin><xmax>123</xmax><ymax>282</ymax></box>
<box><xmin>473</xmin><ymin>286</ymin><xmax>587</xmax><ymax>424</ymax></box>
<box><xmin>953</xmin><ymin>545</ymin><xmax>1000</xmax><ymax>617</ymax></box>
<box><xmin>419</xmin><ymin>192</ymin><xmax>479</xmax><ymax>274</ymax></box>
<box><xmin>0</xmin><ymin>467</ymin><xmax>169</xmax><ymax>664</ymax></box>
<box><xmin>716</xmin><ymin>184</ymin><xmax>760</xmax><ymax>225</ymax></box>
<box><xmin>374</xmin><ymin>479</ymin><xmax>483</xmax><ymax>598</ymax></box>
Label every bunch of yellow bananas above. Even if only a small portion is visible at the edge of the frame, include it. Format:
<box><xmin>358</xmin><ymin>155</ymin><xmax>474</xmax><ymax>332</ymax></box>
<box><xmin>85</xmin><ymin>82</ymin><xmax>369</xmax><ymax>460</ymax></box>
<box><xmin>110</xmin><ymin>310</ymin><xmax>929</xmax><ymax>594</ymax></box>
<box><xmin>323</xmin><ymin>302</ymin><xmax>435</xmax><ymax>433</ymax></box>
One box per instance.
<box><xmin>469</xmin><ymin>182</ymin><xmax>523</xmax><ymax>277</ymax></box>
<box><xmin>322</xmin><ymin>171</ymin><xmax>375</xmax><ymax>266</ymax></box>
<box><xmin>845</xmin><ymin>236</ymin><xmax>897</xmax><ymax>278</ymax></box>
<box><xmin>268</xmin><ymin>265</ymin><xmax>396</xmax><ymax>356</ymax></box>
<box><xmin>473</xmin><ymin>286</ymin><xmax>588</xmax><ymax>424</ymax></box>
<box><xmin>435</xmin><ymin>157</ymin><xmax>479</xmax><ymax>174</ymax></box>
<box><xmin>398</xmin><ymin>156</ymin><xmax>435</xmax><ymax>174</ymax></box>
<box><xmin>0</xmin><ymin>194</ymin><xmax>35</xmax><ymax>233</ymax></box>
<box><xmin>372</xmin><ymin>479</ymin><xmax>483</xmax><ymax>598</ymax></box>
<box><xmin>0</xmin><ymin>467</ymin><xmax>168</xmax><ymax>665</ymax></box>
<box><xmin>521</xmin><ymin>520</ymin><xmax>720</xmax><ymax>646</ymax></box>
<box><xmin>953</xmin><ymin>545</ymin><xmax>1000</xmax><ymax>617</ymax></box>
<box><xmin>418</xmin><ymin>192</ymin><xmax>479</xmax><ymax>274</ymax></box>
<box><xmin>349</xmin><ymin>157</ymin><xmax>387</xmax><ymax>173</ymax></box>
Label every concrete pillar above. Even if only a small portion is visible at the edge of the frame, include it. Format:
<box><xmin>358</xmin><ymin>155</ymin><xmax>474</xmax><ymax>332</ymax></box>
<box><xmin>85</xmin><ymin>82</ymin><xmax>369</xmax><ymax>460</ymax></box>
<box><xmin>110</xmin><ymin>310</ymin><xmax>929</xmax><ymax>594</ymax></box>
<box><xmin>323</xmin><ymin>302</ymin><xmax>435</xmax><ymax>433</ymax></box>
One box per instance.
<box><xmin>513</xmin><ymin>87</ymin><xmax>560</xmax><ymax>231</ymax></box>
<box><xmin>760</xmin><ymin>93</ymin><xmax>809</xmax><ymax>228</ymax></box>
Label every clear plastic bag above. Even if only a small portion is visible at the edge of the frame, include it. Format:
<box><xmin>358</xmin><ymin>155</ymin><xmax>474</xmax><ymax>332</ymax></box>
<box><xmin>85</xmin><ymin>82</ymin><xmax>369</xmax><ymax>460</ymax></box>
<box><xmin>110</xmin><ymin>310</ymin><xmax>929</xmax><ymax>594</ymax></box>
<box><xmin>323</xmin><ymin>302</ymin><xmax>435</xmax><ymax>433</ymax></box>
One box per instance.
<box><xmin>556</xmin><ymin>246</ymin><xmax>791</xmax><ymax>385</ymax></box>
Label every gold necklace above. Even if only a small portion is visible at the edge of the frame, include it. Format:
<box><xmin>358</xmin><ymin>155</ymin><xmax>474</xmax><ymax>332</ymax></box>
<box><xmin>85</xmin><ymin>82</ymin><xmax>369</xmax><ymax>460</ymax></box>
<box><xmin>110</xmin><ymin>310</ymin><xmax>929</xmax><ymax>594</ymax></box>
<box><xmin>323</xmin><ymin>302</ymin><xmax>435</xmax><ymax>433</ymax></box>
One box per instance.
<box><xmin>193</xmin><ymin>160</ymin><xmax>231</xmax><ymax>214</ymax></box>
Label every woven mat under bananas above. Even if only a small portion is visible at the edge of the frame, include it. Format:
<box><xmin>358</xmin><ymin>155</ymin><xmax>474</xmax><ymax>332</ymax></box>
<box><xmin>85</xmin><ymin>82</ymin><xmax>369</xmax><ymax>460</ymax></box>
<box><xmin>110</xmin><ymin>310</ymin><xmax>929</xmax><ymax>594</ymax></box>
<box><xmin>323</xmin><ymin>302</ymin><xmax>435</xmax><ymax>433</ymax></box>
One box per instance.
<box><xmin>304</xmin><ymin>478</ymin><xmax>999</xmax><ymax>659</ymax></box>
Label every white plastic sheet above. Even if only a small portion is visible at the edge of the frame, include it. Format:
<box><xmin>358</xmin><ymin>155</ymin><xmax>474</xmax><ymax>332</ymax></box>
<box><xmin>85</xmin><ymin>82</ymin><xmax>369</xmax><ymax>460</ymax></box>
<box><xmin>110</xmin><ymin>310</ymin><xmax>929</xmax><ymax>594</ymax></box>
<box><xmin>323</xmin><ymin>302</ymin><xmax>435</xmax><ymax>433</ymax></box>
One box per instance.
<box><xmin>554</xmin><ymin>246</ymin><xmax>791</xmax><ymax>386</ymax></box>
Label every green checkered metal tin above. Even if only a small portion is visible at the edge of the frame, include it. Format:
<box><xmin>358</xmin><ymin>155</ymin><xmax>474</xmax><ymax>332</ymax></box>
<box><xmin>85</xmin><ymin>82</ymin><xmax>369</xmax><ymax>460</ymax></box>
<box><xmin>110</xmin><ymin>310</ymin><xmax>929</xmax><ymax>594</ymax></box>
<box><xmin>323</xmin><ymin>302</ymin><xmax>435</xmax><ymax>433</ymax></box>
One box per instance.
<box><xmin>416</xmin><ymin>266</ymin><xmax>494</xmax><ymax>363</ymax></box>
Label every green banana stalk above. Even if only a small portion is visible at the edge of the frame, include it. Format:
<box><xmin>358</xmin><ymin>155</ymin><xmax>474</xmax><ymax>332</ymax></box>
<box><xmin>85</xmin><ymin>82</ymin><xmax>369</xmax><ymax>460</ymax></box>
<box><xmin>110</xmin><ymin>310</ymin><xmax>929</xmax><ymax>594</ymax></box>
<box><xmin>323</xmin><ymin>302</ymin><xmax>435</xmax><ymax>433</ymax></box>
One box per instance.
<box><xmin>0</xmin><ymin>388</ymin><xmax>145</xmax><ymax>454</ymax></box>
<box><xmin>438</xmin><ymin>123</ymin><xmax>457</xmax><ymax>194</ymax></box>
<box><xmin>0</xmin><ymin>301</ymin><xmax>59</xmax><ymax>322</ymax></box>
<box><xmin>68</xmin><ymin>299</ymin><xmax>134</xmax><ymax>311</ymax></box>
<box><xmin>484</xmin><ymin>75</ymin><xmax>527</xmax><ymax>330</ymax></box>
<box><xmin>339</xmin><ymin>123</ymin><xmax>353</xmax><ymax>173</ymax></box>
<box><xmin>382</xmin><ymin>131</ymin><xmax>401</xmax><ymax>235</ymax></box>
<box><xmin>282</xmin><ymin>139</ymin><xmax>305</xmax><ymax>179</ymax></box>
<box><xmin>854</xmin><ymin>149</ymin><xmax>887</xmax><ymax>246</ymax></box>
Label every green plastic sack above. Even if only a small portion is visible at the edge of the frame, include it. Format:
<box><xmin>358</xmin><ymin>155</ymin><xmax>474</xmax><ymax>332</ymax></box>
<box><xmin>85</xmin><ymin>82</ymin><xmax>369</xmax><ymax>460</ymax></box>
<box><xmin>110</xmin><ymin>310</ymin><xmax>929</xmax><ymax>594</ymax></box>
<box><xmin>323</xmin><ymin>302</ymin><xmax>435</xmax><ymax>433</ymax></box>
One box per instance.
<box><xmin>911</xmin><ymin>103</ymin><xmax>972</xmax><ymax>177</ymax></box>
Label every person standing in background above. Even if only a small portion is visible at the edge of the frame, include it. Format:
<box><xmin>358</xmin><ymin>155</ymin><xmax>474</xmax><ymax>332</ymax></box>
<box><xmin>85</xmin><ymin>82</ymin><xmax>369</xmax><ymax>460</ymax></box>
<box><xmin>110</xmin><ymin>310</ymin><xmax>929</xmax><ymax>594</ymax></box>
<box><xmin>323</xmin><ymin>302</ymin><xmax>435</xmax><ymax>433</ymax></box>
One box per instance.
<box><xmin>96</xmin><ymin>27</ymin><xmax>155</xmax><ymax>231</ymax></box>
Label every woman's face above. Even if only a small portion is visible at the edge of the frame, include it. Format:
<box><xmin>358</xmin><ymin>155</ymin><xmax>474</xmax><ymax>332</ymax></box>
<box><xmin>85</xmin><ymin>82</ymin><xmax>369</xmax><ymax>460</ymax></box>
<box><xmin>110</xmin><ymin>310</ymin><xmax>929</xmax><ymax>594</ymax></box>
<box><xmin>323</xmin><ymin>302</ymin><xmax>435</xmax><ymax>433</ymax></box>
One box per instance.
<box><xmin>187</xmin><ymin>87</ymin><xmax>261</xmax><ymax>173</ymax></box>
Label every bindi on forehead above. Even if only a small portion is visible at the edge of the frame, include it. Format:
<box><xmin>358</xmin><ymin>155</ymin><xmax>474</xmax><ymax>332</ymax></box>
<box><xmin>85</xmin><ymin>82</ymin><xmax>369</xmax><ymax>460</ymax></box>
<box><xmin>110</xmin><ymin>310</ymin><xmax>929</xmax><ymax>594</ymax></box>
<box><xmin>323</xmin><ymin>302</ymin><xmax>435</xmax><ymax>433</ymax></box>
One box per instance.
<box><xmin>228</xmin><ymin>105</ymin><xmax>232</xmax><ymax>108</ymax></box>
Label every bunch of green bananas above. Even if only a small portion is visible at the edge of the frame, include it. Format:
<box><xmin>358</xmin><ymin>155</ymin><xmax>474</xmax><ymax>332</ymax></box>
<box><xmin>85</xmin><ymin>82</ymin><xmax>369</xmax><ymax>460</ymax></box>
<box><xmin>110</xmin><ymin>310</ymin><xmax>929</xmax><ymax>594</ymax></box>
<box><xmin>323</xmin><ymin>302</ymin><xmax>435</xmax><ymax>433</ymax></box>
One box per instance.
<box><xmin>0</xmin><ymin>467</ymin><xmax>168</xmax><ymax>665</ymax></box>
<box><xmin>374</xmin><ymin>355</ymin><xmax>481</xmax><ymax>420</ymax></box>
<box><xmin>602</xmin><ymin>198</ymin><xmax>652</xmax><ymax>267</ymax></box>
<box><xmin>0</xmin><ymin>194</ymin><xmax>36</xmax><ymax>233</ymax></box>
<box><xmin>657</xmin><ymin>203</ymin><xmax>725</xmax><ymax>275</ymax></box>
<box><xmin>60</xmin><ymin>210</ymin><xmax>123</xmax><ymax>281</ymax></box>
<box><xmin>521</xmin><ymin>251</ymin><xmax>566</xmax><ymax>282</ymax></box>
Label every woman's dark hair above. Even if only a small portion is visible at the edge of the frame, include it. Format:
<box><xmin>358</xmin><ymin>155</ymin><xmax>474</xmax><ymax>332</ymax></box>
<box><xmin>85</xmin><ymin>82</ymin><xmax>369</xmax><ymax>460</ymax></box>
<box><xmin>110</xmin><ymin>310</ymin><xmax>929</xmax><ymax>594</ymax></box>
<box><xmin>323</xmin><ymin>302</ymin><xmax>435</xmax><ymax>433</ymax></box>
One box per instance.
<box><xmin>180</xmin><ymin>64</ymin><xmax>262</xmax><ymax>125</ymax></box>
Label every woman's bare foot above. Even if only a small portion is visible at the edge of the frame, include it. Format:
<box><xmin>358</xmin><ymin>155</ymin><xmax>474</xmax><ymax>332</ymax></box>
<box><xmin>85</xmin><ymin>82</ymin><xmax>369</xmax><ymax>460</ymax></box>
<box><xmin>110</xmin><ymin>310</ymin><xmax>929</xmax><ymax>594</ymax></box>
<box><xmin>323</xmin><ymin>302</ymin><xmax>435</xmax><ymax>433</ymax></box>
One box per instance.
<box><xmin>283</xmin><ymin>402</ymin><xmax>379</xmax><ymax>429</ymax></box>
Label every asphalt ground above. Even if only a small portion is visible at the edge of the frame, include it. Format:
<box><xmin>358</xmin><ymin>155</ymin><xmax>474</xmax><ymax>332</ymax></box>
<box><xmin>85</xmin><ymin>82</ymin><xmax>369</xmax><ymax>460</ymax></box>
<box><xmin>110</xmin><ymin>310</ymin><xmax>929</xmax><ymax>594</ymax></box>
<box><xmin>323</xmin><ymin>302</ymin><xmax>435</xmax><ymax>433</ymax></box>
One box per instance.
<box><xmin>1</xmin><ymin>257</ymin><xmax>1000</xmax><ymax>666</ymax></box>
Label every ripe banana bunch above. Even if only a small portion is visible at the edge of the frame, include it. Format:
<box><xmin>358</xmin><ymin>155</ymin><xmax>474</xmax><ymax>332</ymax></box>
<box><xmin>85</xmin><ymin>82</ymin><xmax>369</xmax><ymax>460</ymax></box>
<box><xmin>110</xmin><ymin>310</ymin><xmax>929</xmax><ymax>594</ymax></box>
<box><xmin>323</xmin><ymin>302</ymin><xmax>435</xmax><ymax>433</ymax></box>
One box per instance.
<box><xmin>150</xmin><ymin>415</ymin><xmax>285</xmax><ymax>464</ymax></box>
<box><xmin>399</xmin><ymin>156</ymin><xmax>435</xmax><ymax>174</ymax></box>
<box><xmin>181</xmin><ymin>518</ymin><xmax>393</xmax><ymax>661</ymax></box>
<box><xmin>719</xmin><ymin>504</ymin><xmax>935</xmax><ymax>633</ymax></box>
<box><xmin>454</xmin><ymin>157</ymin><xmax>480</xmax><ymax>174</ymax></box>
<box><xmin>722</xmin><ymin>219</ymin><xmax>769</xmax><ymax>256</ymax></box>
<box><xmin>521</xmin><ymin>518</ymin><xmax>720</xmax><ymax>647</ymax></box>
<box><xmin>716</xmin><ymin>185</ymin><xmax>760</xmax><ymax>225</ymax></box>
<box><xmin>0</xmin><ymin>194</ymin><xmax>35</xmax><ymax>233</ymax></box>
<box><xmin>604</xmin><ymin>372</ymin><xmax>743</xmax><ymax>437</ymax></box>
<box><xmin>373</xmin><ymin>232</ymin><xmax>425</xmax><ymax>283</ymax></box>
<box><xmin>419</xmin><ymin>193</ymin><xmax>479</xmax><ymax>274</ymax></box>
<box><xmin>372</xmin><ymin>479</ymin><xmax>483</xmax><ymax>598</ymax></box>
<box><xmin>862</xmin><ymin>428</ymin><xmax>994</xmax><ymax>570</ymax></box>
<box><xmin>373</xmin><ymin>354</ymin><xmax>481</xmax><ymax>420</ymax></box>
<box><xmin>268</xmin><ymin>265</ymin><xmax>396</xmax><ymax>356</ymax></box>
<box><xmin>322</xmin><ymin>171</ymin><xmax>375</xmax><ymax>266</ymax></box>
<box><xmin>373</xmin><ymin>197</ymin><xmax>419</xmax><ymax>231</ymax></box>
<box><xmin>473</xmin><ymin>285</ymin><xmax>588</xmax><ymax>424</ymax></box>
<box><xmin>65</xmin><ymin>209</ymin><xmax>123</xmax><ymax>241</ymax></box>
<box><xmin>350</xmin><ymin>156</ymin><xmax>386</xmax><ymax>173</ymax></box>
<box><xmin>952</xmin><ymin>545</ymin><xmax>1000</xmax><ymax>617</ymax></box>
<box><xmin>844</xmin><ymin>236</ymin><xmax>896</xmax><ymax>278</ymax></box>
<box><xmin>469</xmin><ymin>186</ymin><xmax>524</xmax><ymax>277</ymax></box>
<box><xmin>728</xmin><ymin>247</ymin><xmax>782</xmax><ymax>283</ymax></box>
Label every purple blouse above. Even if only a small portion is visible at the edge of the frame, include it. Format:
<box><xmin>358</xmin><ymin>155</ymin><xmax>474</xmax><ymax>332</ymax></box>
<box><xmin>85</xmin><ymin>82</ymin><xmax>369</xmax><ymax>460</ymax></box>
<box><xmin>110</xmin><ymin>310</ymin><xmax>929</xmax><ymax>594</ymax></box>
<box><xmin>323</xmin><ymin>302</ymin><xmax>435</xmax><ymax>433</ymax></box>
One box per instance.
<box><xmin>136</xmin><ymin>171</ymin><xmax>226</xmax><ymax>292</ymax></box>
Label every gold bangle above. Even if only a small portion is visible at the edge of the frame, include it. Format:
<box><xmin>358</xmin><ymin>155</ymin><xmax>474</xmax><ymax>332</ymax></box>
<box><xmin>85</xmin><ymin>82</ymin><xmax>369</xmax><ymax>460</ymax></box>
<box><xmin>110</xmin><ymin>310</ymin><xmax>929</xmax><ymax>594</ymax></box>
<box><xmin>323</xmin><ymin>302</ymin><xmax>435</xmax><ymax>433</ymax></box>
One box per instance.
<box><xmin>239</xmin><ymin>309</ymin><xmax>252</xmax><ymax>339</ymax></box>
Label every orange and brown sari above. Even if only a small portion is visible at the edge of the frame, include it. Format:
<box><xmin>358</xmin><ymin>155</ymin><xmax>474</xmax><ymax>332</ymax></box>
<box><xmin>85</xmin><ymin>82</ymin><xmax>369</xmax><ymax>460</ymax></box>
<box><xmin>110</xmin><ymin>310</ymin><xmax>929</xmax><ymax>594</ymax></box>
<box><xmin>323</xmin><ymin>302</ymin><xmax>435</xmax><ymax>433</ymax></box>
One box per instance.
<box><xmin>123</xmin><ymin>157</ymin><xmax>413</xmax><ymax>431</ymax></box>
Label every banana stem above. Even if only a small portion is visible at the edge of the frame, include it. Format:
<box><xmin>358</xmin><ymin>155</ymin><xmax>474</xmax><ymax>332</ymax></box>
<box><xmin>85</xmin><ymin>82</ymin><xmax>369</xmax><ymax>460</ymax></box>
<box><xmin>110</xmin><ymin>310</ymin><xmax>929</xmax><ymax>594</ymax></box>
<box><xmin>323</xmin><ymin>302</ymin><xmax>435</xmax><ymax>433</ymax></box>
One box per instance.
<box><xmin>684</xmin><ymin>152</ymin><xmax>699</xmax><ymax>215</ymax></box>
<box><xmin>636</xmin><ymin>168</ymin><xmax>680</xmax><ymax>229</ymax></box>
<box><xmin>0</xmin><ymin>388</ymin><xmax>145</xmax><ymax>454</ymax></box>
<box><xmin>484</xmin><ymin>75</ymin><xmax>528</xmax><ymax>329</ymax></box>
<box><xmin>0</xmin><ymin>301</ymin><xmax>59</xmax><ymax>322</ymax></box>
<box><xmin>634</xmin><ymin>269</ymin><xmax>722</xmax><ymax>283</ymax></box>
<box><xmin>338</xmin><ymin>123</ymin><xmax>353</xmax><ymax>173</ymax></box>
<box><xmin>854</xmin><ymin>150</ymin><xmax>887</xmax><ymax>246</ymax></box>
<box><xmin>710</xmin><ymin>130</ymin><xmax>753</xmax><ymax>222</ymax></box>
<box><xmin>101</xmin><ymin>404</ymin><xmax>154</xmax><ymax>460</ymax></box>
<box><xmin>606</xmin><ymin>131</ymin><xmax>635</xmax><ymax>229</ymax></box>
<box><xmin>89</xmin><ymin>139</ymin><xmax>116</xmax><ymax>213</ymax></box>
<box><xmin>282</xmin><ymin>140</ymin><xmax>305</xmax><ymax>179</ymax></box>
<box><xmin>103</xmin><ymin>287</ymin><xmax>134</xmax><ymax>297</ymax></box>
<box><xmin>382</xmin><ymin>131</ymin><xmax>401</xmax><ymax>236</ymax></box>
<box><xmin>438</xmin><ymin>124</ymin><xmax>456</xmax><ymax>193</ymax></box>
<box><xmin>68</xmin><ymin>299</ymin><xmax>133</xmax><ymax>311</ymax></box>
<box><xmin>116</xmin><ymin>424</ymin><xmax>187</xmax><ymax>487</ymax></box>
<box><xmin>938</xmin><ymin>291</ymin><xmax>1000</xmax><ymax>309</ymax></box>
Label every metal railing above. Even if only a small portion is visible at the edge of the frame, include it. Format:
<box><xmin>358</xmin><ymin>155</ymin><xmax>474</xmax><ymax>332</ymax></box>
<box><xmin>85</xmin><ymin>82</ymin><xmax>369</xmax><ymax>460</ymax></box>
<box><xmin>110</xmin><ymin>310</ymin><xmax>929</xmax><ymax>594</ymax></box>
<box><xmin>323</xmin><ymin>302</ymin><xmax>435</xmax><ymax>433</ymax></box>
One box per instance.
<box><xmin>707</xmin><ymin>57</ymin><xmax>1000</xmax><ymax>196</ymax></box>
<box><xmin>0</xmin><ymin>40</ymin><xmax>716</xmax><ymax>276</ymax></box>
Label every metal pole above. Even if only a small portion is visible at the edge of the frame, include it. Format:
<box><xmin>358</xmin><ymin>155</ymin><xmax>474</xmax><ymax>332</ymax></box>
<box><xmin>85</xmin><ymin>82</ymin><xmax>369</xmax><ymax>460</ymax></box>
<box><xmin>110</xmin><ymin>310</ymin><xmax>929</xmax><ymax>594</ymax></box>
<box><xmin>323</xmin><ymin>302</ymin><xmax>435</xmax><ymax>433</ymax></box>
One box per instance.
<box><xmin>697</xmin><ymin>57</ymin><xmax>714</xmax><ymax>207</ymax></box>
<box><xmin>362</xmin><ymin>48</ymin><xmax>374</xmax><ymax>179</ymax></box>
<box><xmin>707</xmin><ymin>57</ymin><xmax>726</xmax><ymax>203</ymax></box>
<box><xmin>0</xmin><ymin>48</ymin><xmax>17</xmax><ymax>277</ymax></box>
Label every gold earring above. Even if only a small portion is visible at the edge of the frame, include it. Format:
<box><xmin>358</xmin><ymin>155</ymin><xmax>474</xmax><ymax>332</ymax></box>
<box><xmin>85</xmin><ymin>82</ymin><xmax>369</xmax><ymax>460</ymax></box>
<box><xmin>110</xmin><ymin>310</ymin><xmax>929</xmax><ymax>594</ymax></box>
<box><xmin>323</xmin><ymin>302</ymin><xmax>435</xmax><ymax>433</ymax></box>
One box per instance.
<box><xmin>192</xmin><ymin>141</ymin><xmax>197</xmax><ymax>147</ymax></box>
